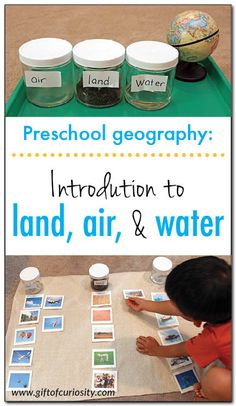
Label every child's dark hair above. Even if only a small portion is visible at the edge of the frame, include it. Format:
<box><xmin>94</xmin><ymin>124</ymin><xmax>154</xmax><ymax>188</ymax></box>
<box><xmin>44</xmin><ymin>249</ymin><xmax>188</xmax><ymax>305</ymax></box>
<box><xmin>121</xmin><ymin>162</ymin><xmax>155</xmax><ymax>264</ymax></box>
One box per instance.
<box><xmin>165</xmin><ymin>256</ymin><xmax>231</xmax><ymax>324</ymax></box>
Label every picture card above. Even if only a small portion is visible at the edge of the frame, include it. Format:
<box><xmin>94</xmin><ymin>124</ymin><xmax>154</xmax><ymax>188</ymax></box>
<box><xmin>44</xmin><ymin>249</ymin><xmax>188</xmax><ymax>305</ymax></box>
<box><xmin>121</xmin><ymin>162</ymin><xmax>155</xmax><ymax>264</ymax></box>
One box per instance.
<box><xmin>151</xmin><ymin>292</ymin><xmax>169</xmax><ymax>302</ymax></box>
<box><xmin>43</xmin><ymin>295</ymin><xmax>64</xmax><ymax>309</ymax></box>
<box><xmin>9</xmin><ymin>348</ymin><xmax>34</xmax><ymax>367</ymax></box>
<box><xmin>42</xmin><ymin>316</ymin><xmax>64</xmax><ymax>332</ymax></box>
<box><xmin>92</xmin><ymin>324</ymin><xmax>115</xmax><ymax>342</ymax></box>
<box><xmin>7</xmin><ymin>370</ymin><xmax>32</xmax><ymax>391</ymax></box>
<box><xmin>166</xmin><ymin>355</ymin><xmax>192</xmax><ymax>371</ymax></box>
<box><xmin>24</xmin><ymin>294</ymin><xmax>44</xmax><ymax>309</ymax></box>
<box><xmin>91</xmin><ymin>307</ymin><xmax>113</xmax><ymax>324</ymax></box>
<box><xmin>19</xmin><ymin>309</ymin><xmax>40</xmax><ymax>325</ymax></box>
<box><xmin>173</xmin><ymin>367</ymin><xmax>199</xmax><ymax>393</ymax></box>
<box><xmin>92</xmin><ymin>370</ymin><xmax>117</xmax><ymax>392</ymax></box>
<box><xmin>14</xmin><ymin>327</ymin><xmax>36</xmax><ymax>346</ymax></box>
<box><xmin>123</xmin><ymin>289</ymin><xmax>145</xmax><ymax>299</ymax></box>
<box><xmin>91</xmin><ymin>291</ymin><xmax>112</xmax><ymax>307</ymax></box>
<box><xmin>92</xmin><ymin>349</ymin><xmax>116</xmax><ymax>368</ymax></box>
<box><xmin>156</xmin><ymin>314</ymin><xmax>179</xmax><ymax>329</ymax></box>
<box><xmin>158</xmin><ymin>328</ymin><xmax>183</xmax><ymax>345</ymax></box>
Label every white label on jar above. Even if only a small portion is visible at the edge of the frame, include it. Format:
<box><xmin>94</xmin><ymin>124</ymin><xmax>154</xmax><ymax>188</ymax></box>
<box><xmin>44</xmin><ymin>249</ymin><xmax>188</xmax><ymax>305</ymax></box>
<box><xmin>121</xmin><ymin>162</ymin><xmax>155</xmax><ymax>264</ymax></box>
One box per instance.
<box><xmin>24</xmin><ymin>71</ymin><xmax>62</xmax><ymax>88</ymax></box>
<box><xmin>94</xmin><ymin>279</ymin><xmax>108</xmax><ymax>286</ymax></box>
<box><xmin>83</xmin><ymin>71</ymin><xmax>119</xmax><ymax>88</ymax></box>
<box><xmin>131</xmin><ymin>74</ymin><xmax>168</xmax><ymax>92</ymax></box>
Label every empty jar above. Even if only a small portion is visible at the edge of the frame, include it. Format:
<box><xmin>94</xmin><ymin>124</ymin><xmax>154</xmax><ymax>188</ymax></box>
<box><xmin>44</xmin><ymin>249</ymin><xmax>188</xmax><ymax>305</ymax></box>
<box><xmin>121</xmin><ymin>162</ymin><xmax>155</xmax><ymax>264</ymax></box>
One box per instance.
<box><xmin>19</xmin><ymin>38</ymin><xmax>74</xmax><ymax>107</ymax></box>
<box><xmin>73</xmin><ymin>39</ymin><xmax>125</xmax><ymax>107</ymax></box>
<box><xmin>125</xmin><ymin>41</ymin><xmax>179</xmax><ymax>110</ymax></box>
<box><xmin>150</xmin><ymin>257</ymin><xmax>172</xmax><ymax>285</ymax></box>
<box><xmin>20</xmin><ymin>267</ymin><xmax>43</xmax><ymax>294</ymax></box>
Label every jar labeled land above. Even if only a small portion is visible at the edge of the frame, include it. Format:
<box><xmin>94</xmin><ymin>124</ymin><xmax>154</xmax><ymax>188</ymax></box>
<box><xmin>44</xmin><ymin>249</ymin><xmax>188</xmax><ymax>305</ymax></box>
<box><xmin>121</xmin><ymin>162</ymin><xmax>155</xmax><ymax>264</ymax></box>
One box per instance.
<box><xmin>125</xmin><ymin>41</ymin><xmax>179</xmax><ymax>110</ymax></box>
<box><xmin>89</xmin><ymin>263</ymin><xmax>109</xmax><ymax>291</ymax></box>
<box><xmin>73</xmin><ymin>39</ymin><xmax>125</xmax><ymax>107</ymax></box>
<box><xmin>20</xmin><ymin>267</ymin><xmax>43</xmax><ymax>294</ymax></box>
<box><xmin>19</xmin><ymin>38</ymin><xmax>74</xmax><ymax>107</ymax></box>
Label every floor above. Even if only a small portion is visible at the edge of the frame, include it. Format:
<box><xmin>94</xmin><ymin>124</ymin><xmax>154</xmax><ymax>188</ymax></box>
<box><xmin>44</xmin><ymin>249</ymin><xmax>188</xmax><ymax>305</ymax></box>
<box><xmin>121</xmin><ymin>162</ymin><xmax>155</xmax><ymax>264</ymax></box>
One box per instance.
<box><xmin>5</xmin><ymin>5</ymin><xmax>231</xmax><ymax>101</ymax></box>
<box><xmin>5</xmin><ymin>255</ymin><xmax>230</xmax><ymax>402</ymax></box>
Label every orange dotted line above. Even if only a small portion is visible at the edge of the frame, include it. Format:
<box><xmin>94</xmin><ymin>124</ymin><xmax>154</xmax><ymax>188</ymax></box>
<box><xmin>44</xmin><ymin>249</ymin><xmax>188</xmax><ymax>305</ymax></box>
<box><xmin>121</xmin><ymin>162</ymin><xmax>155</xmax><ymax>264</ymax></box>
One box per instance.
<box><xmin>11</xmin><ymin>152</ymin><xmax>226</xmax><ymax>158</ymax></box>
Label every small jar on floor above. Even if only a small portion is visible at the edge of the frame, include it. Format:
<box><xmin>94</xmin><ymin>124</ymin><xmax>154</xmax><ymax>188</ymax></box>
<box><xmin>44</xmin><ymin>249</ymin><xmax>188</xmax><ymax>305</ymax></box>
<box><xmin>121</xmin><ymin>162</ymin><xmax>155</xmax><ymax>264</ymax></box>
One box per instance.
<box><xmin>89</xmin><ymin>263</ymin><xmax>109</xmax><ymax>291</ymax></box>
<box><xmin>20</xmin><ymin>267</ymin><xmax>43</xmax><ymax>294</ymax></box>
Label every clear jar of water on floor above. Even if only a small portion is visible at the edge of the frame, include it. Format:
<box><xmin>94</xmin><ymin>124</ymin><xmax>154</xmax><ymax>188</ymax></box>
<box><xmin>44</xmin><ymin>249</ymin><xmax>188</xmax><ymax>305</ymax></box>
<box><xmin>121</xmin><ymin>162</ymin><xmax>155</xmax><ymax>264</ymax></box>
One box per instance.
<box><xmin>150</xmin><ymin>257</ymin><xmax>172</xmax><ymax>286</ymax></box>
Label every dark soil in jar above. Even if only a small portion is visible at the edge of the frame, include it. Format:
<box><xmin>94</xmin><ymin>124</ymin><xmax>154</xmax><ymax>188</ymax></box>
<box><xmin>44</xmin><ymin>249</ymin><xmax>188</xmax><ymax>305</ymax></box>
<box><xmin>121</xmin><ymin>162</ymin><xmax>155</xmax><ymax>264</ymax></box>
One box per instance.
<box><xmin>91</xmin><ymin>280</ymin><xmax>108</xmax><ymax>291</ymax></box>
<box><xmin>76</xmin><ymin>79</ymin><xmax>121</xmax><ymax>107</ymax></box>
<box><xmin>91</xmin><ymin>281</ymin><xmax>108</xmax><ymax>291</ymax></box>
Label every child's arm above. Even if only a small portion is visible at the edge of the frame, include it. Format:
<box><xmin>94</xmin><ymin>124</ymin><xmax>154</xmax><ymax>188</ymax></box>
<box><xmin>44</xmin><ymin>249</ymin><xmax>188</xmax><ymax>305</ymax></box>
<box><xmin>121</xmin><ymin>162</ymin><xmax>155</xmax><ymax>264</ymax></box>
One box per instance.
<box><xmin>126</xmin><ymin>297</ymin><xmax>183</xmax><ymax>316</ymax></box>
<box><xmin>136</xmin><ymin>336</ymin><xmax>189</xmax><ymax>358</ymax></box>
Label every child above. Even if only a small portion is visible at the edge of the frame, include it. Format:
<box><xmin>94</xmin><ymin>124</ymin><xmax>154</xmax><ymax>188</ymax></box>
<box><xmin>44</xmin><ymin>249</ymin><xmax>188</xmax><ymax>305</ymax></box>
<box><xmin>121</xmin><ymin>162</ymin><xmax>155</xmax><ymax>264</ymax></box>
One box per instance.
<box><xmin>126</xmin><ymin>256</ymin><xmax>231</xmax><ymax>401</ymax></box>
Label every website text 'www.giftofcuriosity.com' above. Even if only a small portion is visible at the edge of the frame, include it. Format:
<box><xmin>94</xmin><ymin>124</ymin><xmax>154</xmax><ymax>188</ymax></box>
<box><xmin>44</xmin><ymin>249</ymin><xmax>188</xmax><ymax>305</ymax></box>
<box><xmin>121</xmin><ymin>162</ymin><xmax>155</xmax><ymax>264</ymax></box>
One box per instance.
<box><xmin>10</xmin><ymin>387</ymin><xmax>115</xmax><ymax>399</ymax></box>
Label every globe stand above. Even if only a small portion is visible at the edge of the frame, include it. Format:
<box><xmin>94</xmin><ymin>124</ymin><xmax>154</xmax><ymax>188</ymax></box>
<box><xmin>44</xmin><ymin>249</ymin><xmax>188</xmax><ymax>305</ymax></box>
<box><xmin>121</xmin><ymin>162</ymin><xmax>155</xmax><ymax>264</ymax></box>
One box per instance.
<box><xmin>175</xmin><ymin>60</ymin><xmax>207</xmax><ymax>82</ymax></box>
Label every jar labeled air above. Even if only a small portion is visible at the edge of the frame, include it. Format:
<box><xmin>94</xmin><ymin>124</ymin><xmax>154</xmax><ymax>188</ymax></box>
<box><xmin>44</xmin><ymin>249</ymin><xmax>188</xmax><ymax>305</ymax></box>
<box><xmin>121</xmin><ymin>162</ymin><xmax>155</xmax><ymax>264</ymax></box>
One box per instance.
<box><xmin>20</xmin><ymin>267</ymin><xmax>43</xmax><ymax>294</ymax></box>
<box><xmin>73</xmin><ymin>39</ymin><xmax>125</xmax><ymax>108</ymax></box>
<box><xmin>19</xmin><ymin>38</ymin><xmax>74</xmax><ymax>107</ymax></box>
<box><xmin>125</xmin><ymin>41</ymin><xmax>179</xmax><ymax>110</ymax></box>
<box><xmin>89</xmin><ymin>263</ymin><xmax>109</xmax><ymax>291</ymax></box>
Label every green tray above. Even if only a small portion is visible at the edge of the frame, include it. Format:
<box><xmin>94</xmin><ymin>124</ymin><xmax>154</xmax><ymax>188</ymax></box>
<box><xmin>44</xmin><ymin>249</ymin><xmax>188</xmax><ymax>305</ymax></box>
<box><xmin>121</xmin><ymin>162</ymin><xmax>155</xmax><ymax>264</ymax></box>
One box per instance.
<box><xmin>6</xmin><ymin>57</ymin><xmax>231</xmax><ymax>117</ymax></box>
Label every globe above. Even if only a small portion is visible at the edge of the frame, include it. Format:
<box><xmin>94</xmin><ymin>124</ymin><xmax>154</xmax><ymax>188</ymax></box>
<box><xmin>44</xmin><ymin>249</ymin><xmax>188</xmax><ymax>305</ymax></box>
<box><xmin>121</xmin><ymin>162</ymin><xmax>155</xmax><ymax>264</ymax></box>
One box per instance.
<box><xmin>167</xmin><ymin>10</ymin><xmax>219</xmax><ymax>81</ymax></box>
<box><xmin>167</xmin><ymin>10</ymin><xmax>219</xmax><ymax>63</ymax></box>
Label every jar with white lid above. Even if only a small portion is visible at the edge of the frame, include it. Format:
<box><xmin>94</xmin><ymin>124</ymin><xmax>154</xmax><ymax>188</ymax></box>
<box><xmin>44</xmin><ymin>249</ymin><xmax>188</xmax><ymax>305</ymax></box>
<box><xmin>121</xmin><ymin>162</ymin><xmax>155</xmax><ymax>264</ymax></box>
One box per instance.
<box><xmin>125</xmin><ymin>41</ymin><xmax>179</xmax><ymax>110</ymax></box>
<box><xmin>73</xmin><ymin>39</ymin><xmax>125</xmax><ymax>107</ymax></box>
<box><xmin>19</xmin><ymin>267</ymin><xmax>43</xmax><ymax>294</ymax></box>
<box><xmin>89</xmin><ymin>263</ymin><xmax>109</xmax><ymax>291</ymax></box>
<box><xmin>150</xmin><ymin>257</ymin><xmax>172</xmax><ymax>285</ymax></box>
<box><xmin>19</xmin><ymin>38</ymin><xmax>74</xmax><ymax>107</ymax></box>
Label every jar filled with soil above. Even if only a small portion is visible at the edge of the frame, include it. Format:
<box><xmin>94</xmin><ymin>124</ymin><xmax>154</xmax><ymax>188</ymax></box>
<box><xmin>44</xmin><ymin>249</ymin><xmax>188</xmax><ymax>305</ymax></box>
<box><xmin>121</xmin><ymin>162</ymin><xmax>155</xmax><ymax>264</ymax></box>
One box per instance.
<box><xmin>89</xmin><ymin>263</ymin><xmax>109</xmax><ymax>291</ymax></box>
<box><xmin>73</xmin><ymin>39</ymin><xmax>125</xmax><ymax>108</ymax></box>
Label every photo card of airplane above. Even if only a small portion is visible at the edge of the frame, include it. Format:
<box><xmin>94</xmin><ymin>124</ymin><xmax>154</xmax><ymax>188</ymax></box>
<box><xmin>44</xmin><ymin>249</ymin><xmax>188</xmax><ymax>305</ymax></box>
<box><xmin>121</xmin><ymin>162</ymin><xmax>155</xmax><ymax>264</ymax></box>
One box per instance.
<box><xmin>43</xmin><ymin>295</ymin><xmax>64</xmax><ymax>309</ymax></box>
<box><xmin>9</xmin><ymin>348</ymin><xmax>34</xmax><ymax>366</ymax></box>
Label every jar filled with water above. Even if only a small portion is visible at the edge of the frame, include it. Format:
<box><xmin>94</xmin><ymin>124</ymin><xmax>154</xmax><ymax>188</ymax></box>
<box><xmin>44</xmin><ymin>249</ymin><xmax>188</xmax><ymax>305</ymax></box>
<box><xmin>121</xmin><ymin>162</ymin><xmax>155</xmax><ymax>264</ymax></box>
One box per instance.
<box><xmin>125</xmin><ymin>41</ymin><xmax>178</xmax><ymax>110</ymax></box>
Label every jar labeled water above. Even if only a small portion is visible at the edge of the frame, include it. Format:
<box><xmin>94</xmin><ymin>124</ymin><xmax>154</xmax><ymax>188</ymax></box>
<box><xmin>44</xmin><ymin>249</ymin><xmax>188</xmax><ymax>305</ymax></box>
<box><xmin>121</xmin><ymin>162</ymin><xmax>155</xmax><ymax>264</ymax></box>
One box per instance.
<box><xmin>20</xmin><ymin>267</ymin><xmax>43</xmax><ymax>294</ymax></box>
<box><xmin>150</xmin><ymin>257</ymin><xmax>172</xmax><ymax>285</ymax></box>
<box><xmin>73</xmin><ymin>39</ymin><xmax>125</xmax><ymax>107</ymax></box>
<box><xmin>125</xmin><ymin>41</ymin><xmax>178</xmax><ymax>110</ymax></box>
<box><xmin>19</xmin><ymin>38</ymin><xmax>74</xmax><ymax>107</ymax></box>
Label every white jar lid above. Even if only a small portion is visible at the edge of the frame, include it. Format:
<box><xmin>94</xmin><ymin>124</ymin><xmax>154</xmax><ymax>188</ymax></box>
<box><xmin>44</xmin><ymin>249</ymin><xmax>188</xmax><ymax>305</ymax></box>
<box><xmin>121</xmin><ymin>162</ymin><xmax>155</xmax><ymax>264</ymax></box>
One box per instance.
<box><xmin>126</xmin><ymin>41</ymin><xmax>179</xmax><ymax>70</ymax></box>
<box><xmin>73</xmin><ymin>39</ymin><xmax>125</xmax><ymax>68</ymax></box>
<box><xmin>20</xmin><ymin>267</ymin><xmax>40</xmax><ymax>282</ymax></box>
<box><xmin>152</xmin><ymin>257</ymin><xmax>172</xmax><ymax>272</ymax></box>
<box><xmin>89</xmin><ymin>263</ymin><xmax>109</xmax><ymax>279</ymax></box>
<box><xmin>19</xmin><ymin>38</ymin><xmax>73</xmax><ymax>67</ymax></box>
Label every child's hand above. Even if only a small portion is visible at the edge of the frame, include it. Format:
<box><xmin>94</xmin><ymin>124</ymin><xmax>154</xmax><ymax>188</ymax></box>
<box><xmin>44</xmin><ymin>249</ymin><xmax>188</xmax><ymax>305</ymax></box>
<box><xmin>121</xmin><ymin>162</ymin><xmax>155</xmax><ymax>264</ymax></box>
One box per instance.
<box><xmin>125</xmin><ymin>297</ymin><xmax>145</xmax><ymax>312</ymax></box>
<box><xmin>136</xmin><ymin>336</ymin><xmax>160</xmax><ymax>356</ymax></box>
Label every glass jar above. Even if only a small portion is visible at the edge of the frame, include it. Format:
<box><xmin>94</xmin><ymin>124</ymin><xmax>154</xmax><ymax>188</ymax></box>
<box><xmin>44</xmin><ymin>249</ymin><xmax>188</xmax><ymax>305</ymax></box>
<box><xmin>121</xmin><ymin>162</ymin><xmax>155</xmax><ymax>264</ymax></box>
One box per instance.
<box><xmin>73</xmin><ymin>39</ymin><xmax>125</xmax><ymax>107</ymax></box>
<box><xmin>20</xmin><ymin>267</ymin><xmax>43</xmax><ymax>294</ymax></box>
<box><xmin>19</xmin><ymin>38</ymin><xmax>74</xmax><ymax>107</ymax></box>
<box><xmin>125</xmin><ymin>41</ymin><xmax>179</xmax><ymax>110</ymax></box>
<box><xmin>150</xmin><ymin>257</ymin><xmax>172</xmax><ymax>285</ymax></box>
<box><xmin>89</xmin><ymin>263</ymin><xmax>109</xmax><ymax>291</ymax></box>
